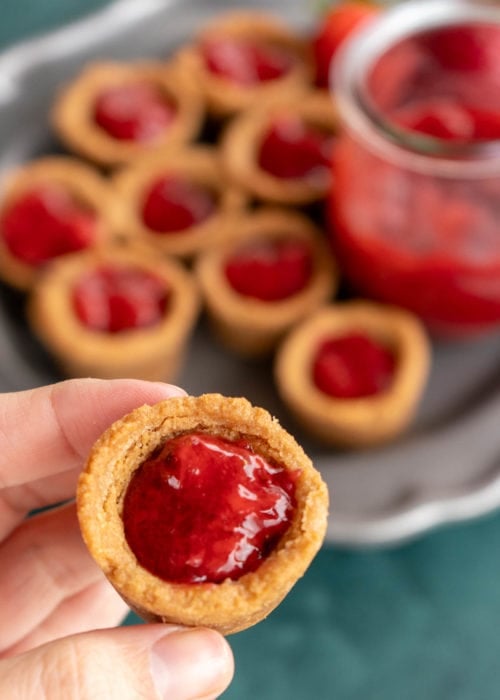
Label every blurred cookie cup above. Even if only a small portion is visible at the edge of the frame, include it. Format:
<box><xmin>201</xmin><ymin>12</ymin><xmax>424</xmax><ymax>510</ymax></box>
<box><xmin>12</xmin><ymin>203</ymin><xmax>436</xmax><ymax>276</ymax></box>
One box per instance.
<box><xmin>194</xmin><ymin>208</ymin><xmax>337</xmax><ymax>357</ymax></box>
<box><xmin>0</xmin><ymin>157</ymin><xmax>120</xmax><ymax>291</ymax></box>
<box><xmin>177</xmin><ymin>11</ymin><xmax>313</xmax><ymax>118</ymax></box>
<box><xmin>52</xmin><ymin>60</ymin><xmax>204</xmax><ymax>168</ymax></box>
<box><xmin>275</xmin><ymin>301</ymin><xmax>431</xmax><ymax>447</ymax></box>
<box><xmin>112</xmin><ymin>147</ymin><xmax>247</xmax><ymax>260</ymax></box>
<box><xmin>221</xmin><ymin>91</ymin><xmax>337</xmax><ymax>205</ymax></box>
<box><xmin>28</xmin><ymin>243</ymin><xmax>200</xmax><ymax>382</ymax></box>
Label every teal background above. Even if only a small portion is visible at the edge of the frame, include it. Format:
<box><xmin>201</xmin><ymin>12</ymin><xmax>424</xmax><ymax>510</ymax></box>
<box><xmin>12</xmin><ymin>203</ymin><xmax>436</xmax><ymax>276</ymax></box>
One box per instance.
<box><xmin>2</xmin><ymin>2</ymin><xmax>500</xmax><ymax>698</ymax></box>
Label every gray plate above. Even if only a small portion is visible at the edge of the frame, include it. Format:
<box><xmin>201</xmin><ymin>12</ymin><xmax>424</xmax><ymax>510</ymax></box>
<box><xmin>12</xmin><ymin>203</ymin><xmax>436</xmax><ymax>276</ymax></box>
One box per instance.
<box><xmin>1</xmin><ymin>0</ymin><xmax>500</xmax><ymax>547</ymax></box>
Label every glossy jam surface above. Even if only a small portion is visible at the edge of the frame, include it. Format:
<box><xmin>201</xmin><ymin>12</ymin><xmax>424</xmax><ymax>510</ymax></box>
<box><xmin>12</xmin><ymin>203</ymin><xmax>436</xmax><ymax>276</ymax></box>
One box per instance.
<box><xmin>94</xmin><ymin>83</ymin><xmax>176</xmax><ymax>142</ymax></box>
<box><xmin>312</xmin><ymin>331</ymin><xmax>396</xmax><ymax>399</ymax></box>
<box><xmin>73</xmin><ymin>265</ymin><xmax>169</xmax><ymax>333</ymax></box>
<box><xmin>1</xmin><ymin>185</ymin><xmax>96</xmax><ymax>265</ymax></box>
<box><xmin>331</xmin><ymin>23</ymin><xmax>500</xmax><ymax>334</ymax></box>
<box><xmin>141</xmin><ymin>175</ymin><xmax>218</xmax><ymax>233</ymax></box>
<box><xmin>259</xmin><ymin>116</ymin><xmax>334</xmax><ymax>182</ymax></box>
<box><xmin>201</xmin><ymin>37</ymin><xmax>295</xmax><ymax>85</ymax></box>
<box><xmin>122</xmin><ymin>432</ymin><xmax>298</xmax><ymax>583</ymax></box>
<box><xmin>225</xmin><ymin>238</ymin><xmax>312</xmax><ymax>301</ymax></box>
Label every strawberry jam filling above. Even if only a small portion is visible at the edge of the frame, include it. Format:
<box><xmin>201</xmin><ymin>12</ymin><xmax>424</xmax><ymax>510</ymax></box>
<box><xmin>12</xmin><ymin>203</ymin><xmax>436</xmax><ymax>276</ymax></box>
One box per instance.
<box><xmin>224</xmin><ymin>238</ymin><xmax>312</xmax><ymax>301</ymax></box>
<box><xmin>395</xmin><ymin>99</ymin><xmax>500</xmax><ymax>142</ymax></box>
<box><xmin>122</xmin><ymin>432</ymin><xmax>298</xmax><ymax>583</ymax></box>
<box><xmin>258</xmin><ymin>116</ymin><xmax>335</xmax><ymax>181</ymax></box>
<box><xmin>1</xmin><ymin>185</ymin><xmax>96</xmax><ymax>266</ymax></box>
<box><xmin>201</xmin><ymin>37</ymin><xmax>295</xmax><ymax>85</ymax></box>
<box><xmin>73</xmin><ymin>265</ymin><xmax>169</xmax><ymax>333</ymax></box>
<box><xmin>312</xmin><ymin>331</ymin><xmax>396</xmax><ymax>399</ymax></box>
<box><xmin>141</xmin><ymin>175</ymin><xmax>218</xmax><ymax>233</ymax></box>
<box><xmin>94</xmin><ymin>82</ymin><xmax>176</xmax><ymax>142</ymax></box>
<box><xmin>331</xmin><ymin>23</ymin><xmax>500</xmax><ymax>333</ymax></box>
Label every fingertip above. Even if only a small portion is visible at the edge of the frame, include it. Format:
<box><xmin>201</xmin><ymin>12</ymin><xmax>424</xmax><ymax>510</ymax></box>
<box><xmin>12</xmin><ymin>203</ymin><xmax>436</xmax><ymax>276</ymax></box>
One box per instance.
<box><xmin>48</xmin><ymin>378</ymin><xmax>189</xmax><ymax>467</ymax></box>
<box><xmin>0</xmin><ymin>624</ymin><xmax>234</xmax><ymax>700</ymax></box>
<box><xmin>150</xmin><ymin>628</ymin><xmax>234</xmax><ymax>700</ymax></box>
<box><xmin>55</xmin><ymin>377</ymin><xmax>187</xmax><ymax>414</ymax></box>
<box><xmin>149</xmin><ymin>382</ymin><xmax>188</xmax><ymax>398</ymax></box>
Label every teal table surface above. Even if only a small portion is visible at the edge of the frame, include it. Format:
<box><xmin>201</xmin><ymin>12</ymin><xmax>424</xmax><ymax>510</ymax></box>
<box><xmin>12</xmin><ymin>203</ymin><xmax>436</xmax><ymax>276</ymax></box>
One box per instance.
<box><xmin>2</xmin><ymin>2</ymin><xmax>500</xmax><ymax>699</ymax></box>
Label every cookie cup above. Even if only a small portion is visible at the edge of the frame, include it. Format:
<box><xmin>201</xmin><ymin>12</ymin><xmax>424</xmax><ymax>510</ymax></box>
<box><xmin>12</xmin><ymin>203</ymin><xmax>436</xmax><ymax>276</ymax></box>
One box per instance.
<box><xmin>221</xmin><ymin>91</ymin><xmax>337</xmax><ymax>205</ymax></box>
<box><xmin>113</xmin><ymin>147</ymin><xmax>247</xmax><ymax>259</ymax></box>
<box><xmin>52</xmin><ymin>61</ymin><xmax>203</xmax><ymax>168</ymax></box>
<box><xmin>275</xmin><ymin>301</ymin><xmax>431</xmax><ymax>447</ymax></box>
<box><xmin>195</xmin><ymin>208</ymin><xmax>338</xmax><ymax>357</ymax></box>
<box><xmin>28</xmin><ymin>244</ymin><xmax>199</xmax><ymax>382</ymax></box>
<box><xmin>178</xmin><ymin>11</ymin><xmax>313</xmax><ymax>117</ymax></box>
<box><xmin>77</xmin><ymin>393</ymin><xmax>328</xmax><ymax>634</ymax></box>
<box><xmin>0</xmin><ymin>157</ymin><xmax>120</xmax><ymax>290</ymax></box>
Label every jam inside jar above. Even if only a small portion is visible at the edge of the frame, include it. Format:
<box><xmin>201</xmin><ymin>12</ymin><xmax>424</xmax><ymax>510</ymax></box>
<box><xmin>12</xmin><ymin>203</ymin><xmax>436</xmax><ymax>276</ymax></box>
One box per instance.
<box><xmin>330</xmin><ymin>0</ymin><xmax>500</xmax><ymax>336</ymax></box>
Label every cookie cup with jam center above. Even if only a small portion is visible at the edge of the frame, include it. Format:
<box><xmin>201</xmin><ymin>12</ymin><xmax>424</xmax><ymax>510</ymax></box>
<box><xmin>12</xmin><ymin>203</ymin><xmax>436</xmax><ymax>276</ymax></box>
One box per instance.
<box><xmin>113</xmin><ymin>147</ymin><xmax>247</xmax><ymax>259</ymax></box>
<box><xmin>195</xmin><ymin>208</ymin><xmax>338</xmax><ymax>357</ymax></box>
<box><xmin>28</xmin><ymin>243</ymin><xmax>200</xmax><ymax>382</ymax></box>
<box><xmin>52</xmin><ymin>61</ymin><xmax>203</xmax><ymax>168</ymax></box>
<box><xmin>0</xmin><ymin>157</ymin><xmax>120</xmax><ymax>290</ymax></box>
<box><xmin>77</xmin><ymin>393</ymin><xmax>328</xmax><ymax>634</ymax></box>
<box><xmin>274</xmin><ymin>301</ymin><xmax>431</xmax><ymax>448</ymax></box>
<box><xmin>221</xmin><ymin>91</ymin><xmax>337</xmax><ymax>205</ymax></box>
<box><xmin>178</xmin><ymin>10</ymin><xmax>313</xmax><ymax>117</ymax></box>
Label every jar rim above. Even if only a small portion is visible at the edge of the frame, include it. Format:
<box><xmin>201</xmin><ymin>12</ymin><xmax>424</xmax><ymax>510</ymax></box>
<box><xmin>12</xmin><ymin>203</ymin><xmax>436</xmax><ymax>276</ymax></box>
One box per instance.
<box><xmin>333</xmin><ymin>0</ymin><xmax>500</xmax><ymax>177</ymax></box>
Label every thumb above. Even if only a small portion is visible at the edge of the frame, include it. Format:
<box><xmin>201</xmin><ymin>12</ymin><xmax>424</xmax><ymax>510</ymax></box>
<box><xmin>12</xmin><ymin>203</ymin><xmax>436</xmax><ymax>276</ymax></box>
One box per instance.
<box><xmin>0</xmin><ymin>624</ymin><xmax>234</xmax><ymax>699</ymax></box>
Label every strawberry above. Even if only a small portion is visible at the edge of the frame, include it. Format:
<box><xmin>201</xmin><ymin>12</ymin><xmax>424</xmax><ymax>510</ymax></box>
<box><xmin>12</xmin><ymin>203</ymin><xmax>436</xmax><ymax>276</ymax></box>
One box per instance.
<box><xmin>312</xmin><ymin>1</ymin><xmax>379</xmax><ymax>88</ymax></box>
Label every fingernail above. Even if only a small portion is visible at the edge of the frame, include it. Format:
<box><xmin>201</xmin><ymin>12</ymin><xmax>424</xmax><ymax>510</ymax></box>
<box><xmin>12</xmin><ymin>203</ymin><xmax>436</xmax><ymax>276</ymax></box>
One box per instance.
<box><xmin>151</xmin><ymin>383</ymin><xmax>187</xmax><ymax>398</ymax></box>
<box><xmin>150</xmin><ymin>628</ymin><xmax>233</xmax><ymax>700</ymax></box>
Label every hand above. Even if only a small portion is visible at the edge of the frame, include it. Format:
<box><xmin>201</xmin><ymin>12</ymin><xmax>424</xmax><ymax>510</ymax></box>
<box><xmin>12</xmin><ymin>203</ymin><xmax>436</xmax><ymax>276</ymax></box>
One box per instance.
<box><xmin>0</xmin><ymin>378</ymin><xmax>234</xmax><ymax>699</ymax></box>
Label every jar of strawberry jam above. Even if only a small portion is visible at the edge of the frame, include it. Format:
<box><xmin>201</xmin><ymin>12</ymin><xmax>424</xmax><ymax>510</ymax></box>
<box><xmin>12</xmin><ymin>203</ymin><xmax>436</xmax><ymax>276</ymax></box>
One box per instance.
<box><xmin>330</xmin><ymin>0</ymin><xmax>500</xmax><ymax>336</ymax></box>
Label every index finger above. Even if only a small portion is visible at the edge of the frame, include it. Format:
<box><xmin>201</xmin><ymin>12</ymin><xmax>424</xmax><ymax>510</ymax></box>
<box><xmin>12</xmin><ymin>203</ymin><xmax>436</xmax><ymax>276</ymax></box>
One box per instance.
<box><xmin>0</xmin><ymin>378</ymin><xmax>186</xmax><ymax>491</ymax></box>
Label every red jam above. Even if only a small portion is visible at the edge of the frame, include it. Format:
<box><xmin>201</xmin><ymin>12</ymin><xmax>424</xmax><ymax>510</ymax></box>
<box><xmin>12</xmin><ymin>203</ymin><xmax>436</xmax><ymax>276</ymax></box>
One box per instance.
<box><xmin>122</xmin><ymin>432</ymin><xmax>298</xmax><ymax>584</ymax></box>
<box><xmin>258</xmin><ymin>116</ymin><xmax>334</xmax><ymax>182</ymax></box>
<box><xmin>141</xmin><ymin>175</ymin><xmax>217</xmax><ymax>233</ymax></box>
<box><xmin>331</xmin><ymin>22</ymin><xmax>500</xmax><ymax>334</ymax></box>
<box><xmin>395</xmin><ymin>99</ymin><xmax>500</xmax><ymax>141</ymax></box>
<box><xmin>224</xmin><ymin>238</ymin><xmax>312</xmax><ymax>301</ymax></box>
<box><xmin>420</xmin><ymin>25</ymin><xmax>500</xmax><ymax>74</ymax></box>
<box><xmin>201</xmin><ymin>37</ymin><xmax>295</xmax><ymax>85</ymax></box>
<box><xmin>312</xmin><ymin>331</ymin><xmax>396</xmax><ymax>399</ymax></box>
<box><xmin>1</xmin><ymin>185</ymin><xmax>96</xmax><ymax>265</ymax></box>
<box><xmin>73</xmin><ymin>265</ymin><xmax>169</xmax><ymax>333</ymax></box>
<box><xmin>94</xmin><ymin>83</ymin><xmax>176</xmax><ymax>142</ymax></box>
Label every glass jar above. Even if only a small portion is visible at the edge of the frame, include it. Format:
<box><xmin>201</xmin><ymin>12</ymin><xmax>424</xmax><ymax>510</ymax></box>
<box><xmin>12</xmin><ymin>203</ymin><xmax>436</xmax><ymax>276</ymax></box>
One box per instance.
<box><xmin>330</xmin><ymin>0</ymin><xmax>500</xmax><ymax>336</ymax></box>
